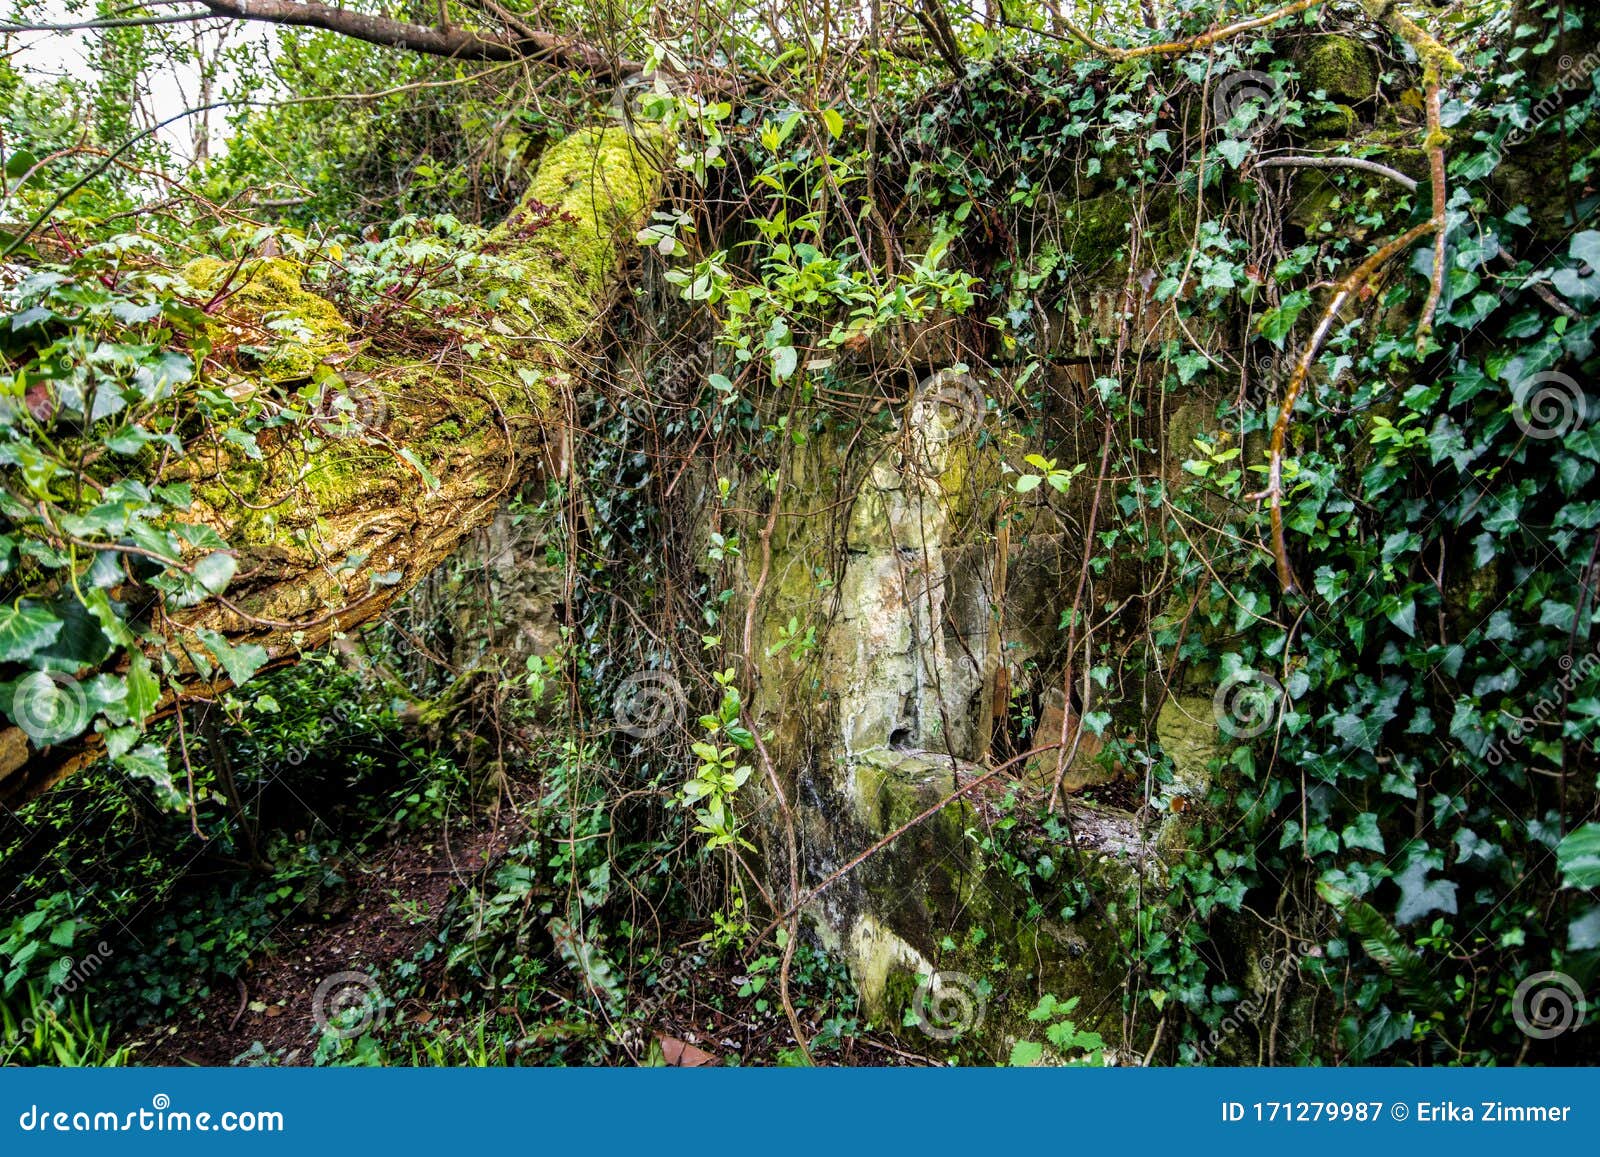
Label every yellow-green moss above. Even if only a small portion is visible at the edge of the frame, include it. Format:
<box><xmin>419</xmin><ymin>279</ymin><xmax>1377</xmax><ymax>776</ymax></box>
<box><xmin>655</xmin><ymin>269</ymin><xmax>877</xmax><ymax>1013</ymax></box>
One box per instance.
<box><xmin>1301</xmin><ymin>35</ymin><xmax>1377</xmax><ymax>105</ymax></box>
<box><xmin>470</xmin><ymin>126</ymin><xmax>665</xmax><ymax>410</ymax></box>
<box><xmin>1062</xmin><ymin>192</ymin><xmax>1133</xmax><ymax>272</ymax></box>
<box><xmin>183</xmin><ymin>257</ymin><xmax>352</xmax><ymax>382</ymax></box>
<box><xmin>186</xmin><ymin>127</ymin><xmax>664</xmax><ymax>569</ymax></box>
<box><xmin>1305</xmin><ymin>104</ymin><xmax>1359</xmax><ymax>139</ymax></box>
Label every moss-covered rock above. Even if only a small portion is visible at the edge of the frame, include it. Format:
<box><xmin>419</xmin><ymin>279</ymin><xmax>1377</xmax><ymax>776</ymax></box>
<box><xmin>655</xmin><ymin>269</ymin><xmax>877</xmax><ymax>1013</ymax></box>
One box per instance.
<box><xmin>1304</xmin><ymin>103</ymin><xmax>1359</xmax><ymax>138</ymax></box>
<box><xmin>1062</xmin><ymin>191</ymin><xmax>1133</xmax><ymax>273</ymax></box>
<box><xmin>1153</xmin><ymin>694</ymin><xmax>1223</xmax><ymax>859</ymax></box>
<box><xmin>1301</xmin><ymin>35</ymin><xmax>1377</xmax><ymax>105</ymax></box>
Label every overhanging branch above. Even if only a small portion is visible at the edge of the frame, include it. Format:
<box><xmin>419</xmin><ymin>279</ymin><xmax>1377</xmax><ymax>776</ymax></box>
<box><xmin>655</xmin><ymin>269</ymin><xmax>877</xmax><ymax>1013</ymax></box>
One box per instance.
<box><xmin>194</xmin><ymin>0</ymin><xmax>637</xmax><ymax>79</ymax></box>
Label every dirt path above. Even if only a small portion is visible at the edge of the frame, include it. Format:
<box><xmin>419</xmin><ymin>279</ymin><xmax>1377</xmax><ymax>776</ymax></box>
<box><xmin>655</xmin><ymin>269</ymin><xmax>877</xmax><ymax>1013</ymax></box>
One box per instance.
<box><xmin>141</xmin><ymin>819</ymin><xmax>518</xmax><ymax>1065</ymax></box>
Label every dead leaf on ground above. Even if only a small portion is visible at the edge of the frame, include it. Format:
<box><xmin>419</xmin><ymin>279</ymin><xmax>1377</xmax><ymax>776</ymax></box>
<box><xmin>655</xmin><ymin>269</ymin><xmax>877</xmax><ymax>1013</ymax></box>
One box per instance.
<box><xmin>656</xmin><ymin>1033</ymin><xmax>718</xmax><ymax>1067</ymax></box>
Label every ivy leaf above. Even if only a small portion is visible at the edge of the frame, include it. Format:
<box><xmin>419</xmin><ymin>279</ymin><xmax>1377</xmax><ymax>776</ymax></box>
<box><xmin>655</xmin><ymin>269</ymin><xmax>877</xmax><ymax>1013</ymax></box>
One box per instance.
<box><xmin>1342</xmin><ymin>812</ymin><xmax>1385</xmax><ymax>853</ymax></box>
<box><xmin>124</xmin><ymin>651</ymin><xmax>160</xmax><ymax>723</ymax></box>
<box><xmin>0</xmin><ymin>604</ymin><xmax>63</xmax><ymax>663</ymax></box>
<box><xmin>116</xmin><ymin>743</ymin><xmax>180</xmax><ymax>809</ymax></box>
<box><xmin>191</xmin><ymin>552</ymin><xmax>237</xmax><ymax>596</ymax></box>
<box><xmin>102</xmin><ymin>724</ymin><xmax>140</xmax><ymax>762</ymax></box>
<box><xmin>84</xmin><ymin>589</ymin><xmax>135</xmax><ymax>647</ymax></box>
<box><xmin>195</xmin><ymin>627</ymin><xmax>269</xmax><ymax>688</ymax></box>
<box><xmin>1216</xmin><ymin>139</ymin><xmax>1251</xmax><ymax>169</ymax></box>
<box><xmin>1393</xmin><ymin>859</ymin><xmax>1457</xmax><ymax>926</ymax></box>
<box><xmin>1570</xmin><ymin>230</ymin><xmax>1600</xmax><ymax>270</ymax></box>
<box><xmin>223</xmin><ymin>428</ymin><xmax>263</xmax><ymax>460</ymax></box>
<box><xmin>1555</xmin><ymin>823</ymin><xmax>1600</xmax><ymax>890</ymax></box>
<box><xmin>1568</xmin><ymin>904</ymin><xmax>1600</xmax><ymax>952</ymax></box>
<box><xmin>1550</xmin><ymin>266</ymin><xmax>1599</xmax><ymax>304</ymax></box>
<box><xmin>1385</xmin><ymin>598</ymin><xmax>1417</xmax><ymax>637</ymax></box>
<box><xmin>1555</xmin><ymin>231</ymin><xmax>1600</xmax><ymax>302</ymax></box>
<box><xmin>1257</xmin><ymin>290</ymin><xmax>1310</xmax><ymax>344</ymax></box>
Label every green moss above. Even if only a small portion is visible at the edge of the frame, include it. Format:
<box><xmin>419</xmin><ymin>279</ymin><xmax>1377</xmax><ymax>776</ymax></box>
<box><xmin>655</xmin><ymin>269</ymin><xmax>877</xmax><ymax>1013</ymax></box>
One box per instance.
<box><xmin>1301</xmin><ymin>35</ymin><xmax>1376</xmax><ymax>105</ymax></box>
<box><xmin>300</xmin><ymin>448</ymin><xmax>385</xmax><ymax>510</ymax></box>
<box><xmin>471</xmin><ymin>126</ymin><xmax>666</xmax><ymax>411</ymax></box>
<box><xmin>847</xmin><ymin>750</ymin><xmax>1133</xmax><ymax>1055</ymax></box>
<box><xmin>1062</xmin><ymin>191</ymin><xmax>1133</xmax><ymax>273</ymax></box>
<box><xmin>182</xmin><ymin>257</ymin><xmax>351</xmax><ymax>382</ymax></box>
<box><xmin>1305</xmin><ymin>104</ymin><xmax>1359</xmax><ymax>139</ymax></box>
<box><xmin>184</xmin><ymin>127</ymin><xmax>664</xmax><ymax>573</ymax></box>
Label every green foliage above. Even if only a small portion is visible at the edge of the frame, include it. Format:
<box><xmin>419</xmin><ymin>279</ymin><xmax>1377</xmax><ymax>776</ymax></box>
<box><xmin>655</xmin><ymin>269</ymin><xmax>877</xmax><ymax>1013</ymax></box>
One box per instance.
<box><xmin>1008</xmin><ymin>994</ymin><xmax>1106</xmax><ymax>1066</ymax></box>
<box><xmin>684</xmin><ymin>670</ymin><xmax>756</xmax><ymax>853</ymax></box>
<box><xmin>1</xmin><ymin>0</ymin><xmax>1594</xmax><ymax>1071</ymax></box>
<box><xmin>1</xmin><ymin>984</ymin><xmax>130</xmax><ymax>1067</ymax></box>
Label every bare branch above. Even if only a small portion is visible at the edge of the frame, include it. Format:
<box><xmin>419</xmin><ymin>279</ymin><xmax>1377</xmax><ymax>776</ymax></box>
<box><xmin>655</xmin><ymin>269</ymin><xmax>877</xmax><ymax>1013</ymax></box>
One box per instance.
<box><xmin>1253</xmin><ymin>154</ymin><xmax>1419</xmax><ymax>191</ymax></box>
<box><xmin>193</xmin><ymin>0</ymin><xmax>637</xmax><ymax>78</ymax></box>
<box><xmin>0</xmin><ymin>12</ymin><xmax>221</xmax><ymax>31</ymax></box>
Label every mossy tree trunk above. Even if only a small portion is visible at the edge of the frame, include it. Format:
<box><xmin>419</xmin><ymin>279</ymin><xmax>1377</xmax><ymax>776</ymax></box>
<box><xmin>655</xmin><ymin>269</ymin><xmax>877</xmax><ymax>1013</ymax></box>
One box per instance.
<box><xmin>0</xmin><ymin>127</ymin><xmax>664</xmax><ymax>806</ymax></box>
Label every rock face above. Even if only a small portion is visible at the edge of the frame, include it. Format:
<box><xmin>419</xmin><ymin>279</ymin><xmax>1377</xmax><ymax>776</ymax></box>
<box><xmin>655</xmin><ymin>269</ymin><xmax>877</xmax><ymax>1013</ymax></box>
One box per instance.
<box><xmin>399</xmin><ymin>91</ymin><xmax>1438</xmax><ymax>1057</ymax></box>
<box><xmin>737</xmin><ymin>355</ymin><xmax>1222</xmax><ymax>1059</ymax></box>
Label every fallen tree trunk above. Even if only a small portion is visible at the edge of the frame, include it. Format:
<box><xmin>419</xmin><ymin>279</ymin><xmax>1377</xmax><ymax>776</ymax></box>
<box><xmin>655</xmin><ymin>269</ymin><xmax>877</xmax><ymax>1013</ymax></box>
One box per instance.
<box><xmin>0</xmin><ymin>126</ymin><xmax>663</xmax><ymax>807</ymax></box>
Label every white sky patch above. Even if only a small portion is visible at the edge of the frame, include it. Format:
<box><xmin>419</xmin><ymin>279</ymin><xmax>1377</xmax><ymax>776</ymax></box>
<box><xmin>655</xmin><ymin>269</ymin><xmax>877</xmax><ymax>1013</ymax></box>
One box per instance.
<box><xmin>7</xmin><ymin>1</ymin><xmax>273</xmax><ymax>163</ymax></box>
